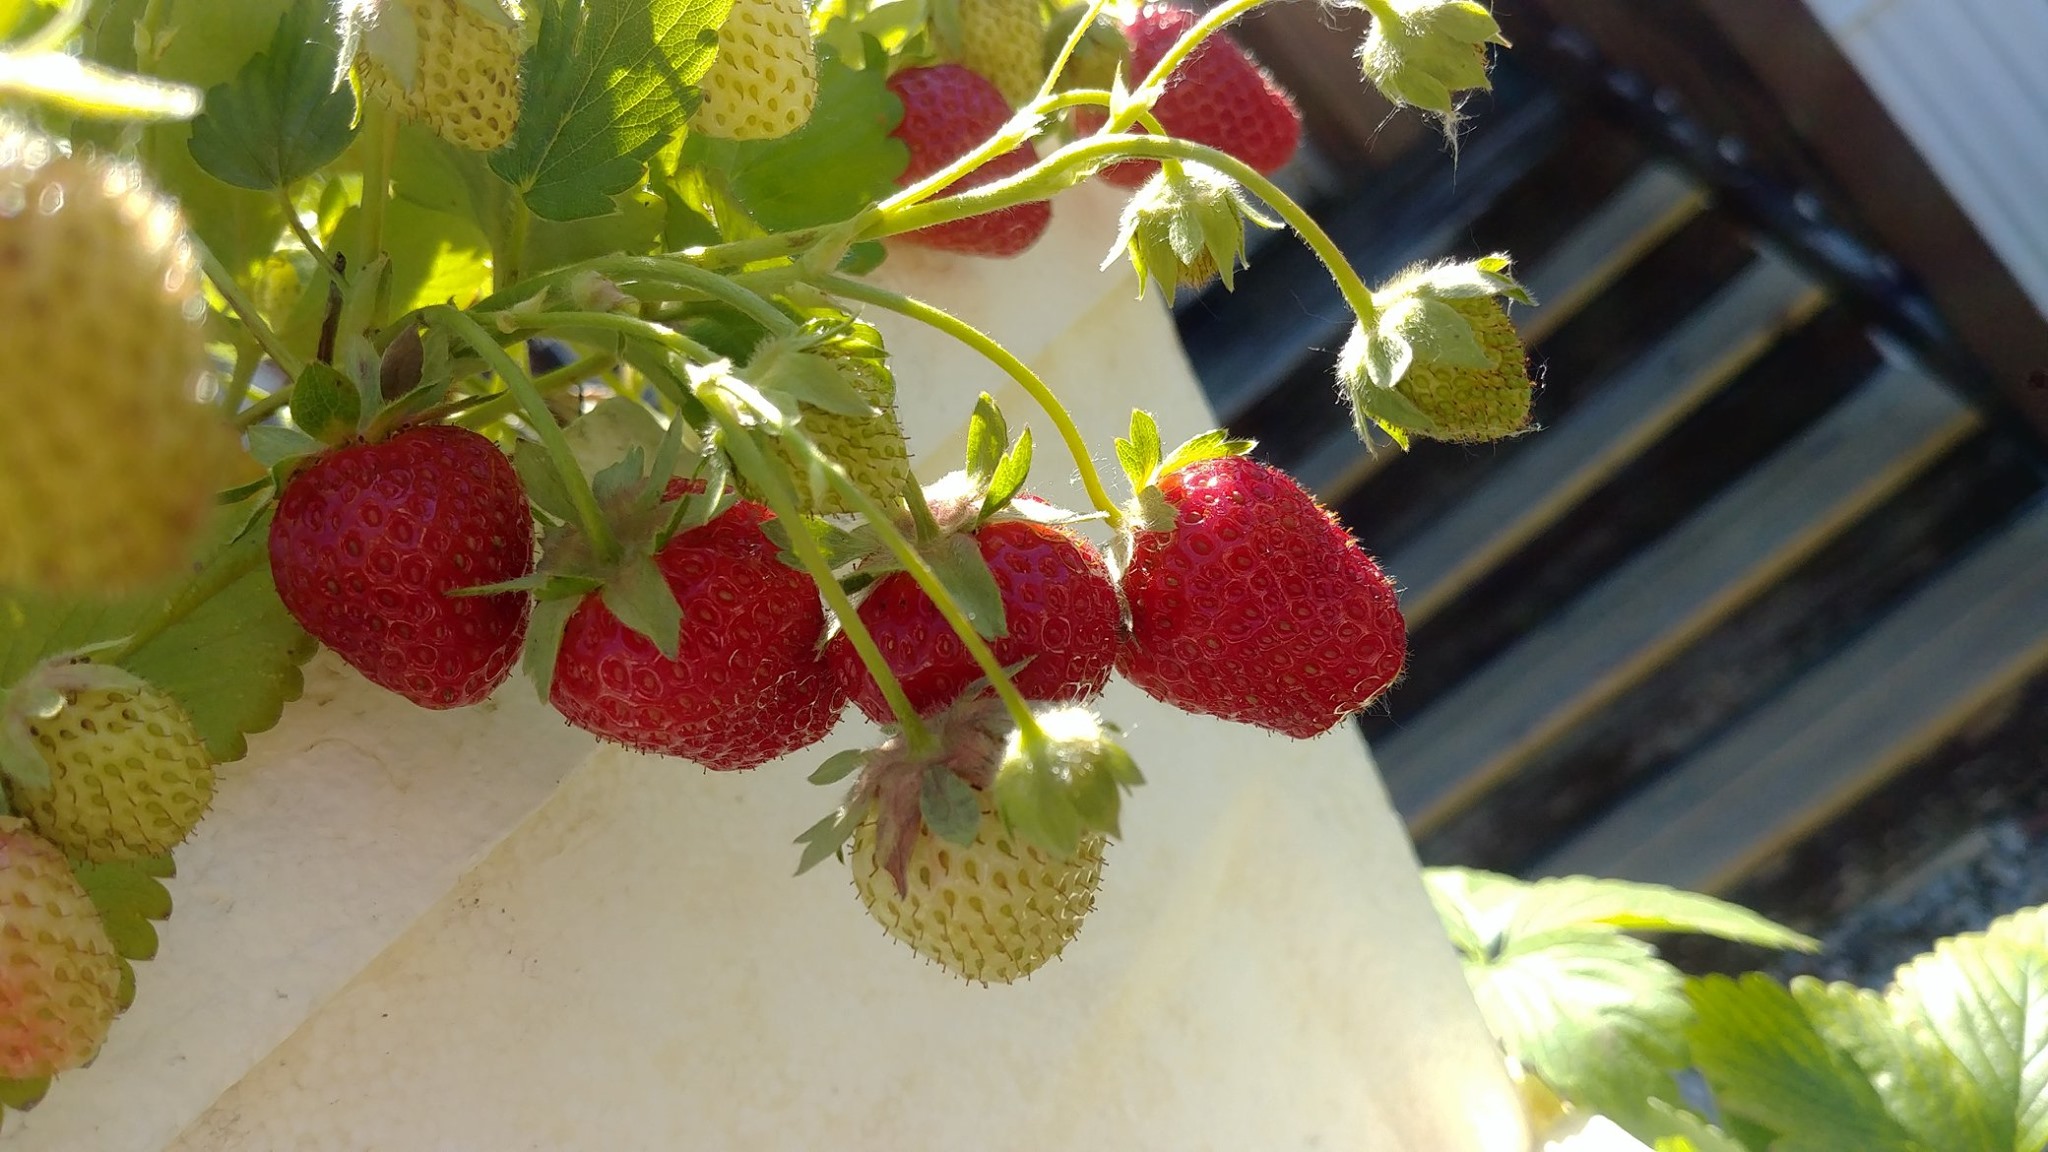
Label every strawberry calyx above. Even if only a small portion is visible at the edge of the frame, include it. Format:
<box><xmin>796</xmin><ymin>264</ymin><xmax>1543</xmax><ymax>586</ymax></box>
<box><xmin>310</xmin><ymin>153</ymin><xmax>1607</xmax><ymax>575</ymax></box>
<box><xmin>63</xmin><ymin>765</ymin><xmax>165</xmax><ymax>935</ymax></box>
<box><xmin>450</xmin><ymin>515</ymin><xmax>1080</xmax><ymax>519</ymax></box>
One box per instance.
<box><xmin>1356</xmin><ymin>0</ymin><xmax>1507</xmax><ymax>136</ymax></box>
<box><xmin>0</xmin><ymin>657</ymin><xmax>157</xmax><ymax>795</ymax></box>
<box><xmin>1105</xmin><ymin>158</ymin><xmax>1279</xmax><ymax>304</ymax></box>
<box><xmin>993</xmin><ymin>704</ymin><xmax>1143</xmax><ymax>857</ymax></box>
<box><xmin>1110</xmin><ymin>407</ymin><xmax>1254</xmax><ymax>540</ymax></box>
<box><xmin>794</xmin><ymin>693</ymin><xmax>1013</xmax><ymax>891</ymax></box>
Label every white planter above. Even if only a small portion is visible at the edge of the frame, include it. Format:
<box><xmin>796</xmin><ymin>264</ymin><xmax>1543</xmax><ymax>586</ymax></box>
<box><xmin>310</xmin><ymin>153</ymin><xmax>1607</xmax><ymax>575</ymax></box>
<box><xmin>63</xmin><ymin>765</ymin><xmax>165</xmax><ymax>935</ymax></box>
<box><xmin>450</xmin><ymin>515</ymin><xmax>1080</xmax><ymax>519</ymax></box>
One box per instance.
<box><xmin>5</xmin><ymin>183</ymin><xmax>1529</xmax><ymax>1152</ymax></box>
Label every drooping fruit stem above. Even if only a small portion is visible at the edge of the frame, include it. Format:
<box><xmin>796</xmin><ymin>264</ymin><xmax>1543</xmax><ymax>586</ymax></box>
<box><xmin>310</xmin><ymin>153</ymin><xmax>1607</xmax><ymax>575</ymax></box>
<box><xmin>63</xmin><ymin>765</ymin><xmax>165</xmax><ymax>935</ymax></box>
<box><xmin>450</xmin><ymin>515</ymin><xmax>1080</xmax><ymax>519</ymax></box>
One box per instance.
<box><xmin>816</xmin><ymin>274</ymin><xmax>1125</xmax><ymax>531</ymax></box>
<box><xmin>357</xmin><ymin>99</ymin><xmax>396</xmax><ymax>271</ymax></box>
<box><xmin>878</xmin><ymin>133</ymin><xmax>1380</xmax><ymax>328</ymax></box>
<box><xmin>699</xmin><ymin>383</ymin><xmax>1047</xmax><ymax>746</ymax></box>
<box><xmin>472</xmin><ymin>256</ymin><xmax>797</xmax><ymax>338</ymax></box>
<box><xmin>454</xmin><ymin>352</ymin><xmax>619</xmax><ymax>429</ymax></box>
<box><xmin>1131</xmin><ymin>0</ymin><xmax>1276</xmax><ymax>104</ymax></box>
<box><xmin>1036</xmin><ymin>0</ymin><xmax>1115</xmax><ymax>102</ymax></box>
<box><xmin>697</xmin><ymin>391</ymin><xmax>937</xmax><ymax>751</ymax></box>
<box><xmin>429</xmin><ymin>306</ymin><xmax>621</xmax><ymax>563</ymax></box>
<box><xmin>102</xmin><ymin>531</ymin><xmax>269</xmax><ymax>665</ymax></box>
<box><xmin>195</xmin><ymin>239</ymin><xmax>306</xmax><ymax>399</ymax></box>
<box><xmin>275</xmin><ymin>187</ymin><xmax>339</xmax><ymax>290</ymax></box>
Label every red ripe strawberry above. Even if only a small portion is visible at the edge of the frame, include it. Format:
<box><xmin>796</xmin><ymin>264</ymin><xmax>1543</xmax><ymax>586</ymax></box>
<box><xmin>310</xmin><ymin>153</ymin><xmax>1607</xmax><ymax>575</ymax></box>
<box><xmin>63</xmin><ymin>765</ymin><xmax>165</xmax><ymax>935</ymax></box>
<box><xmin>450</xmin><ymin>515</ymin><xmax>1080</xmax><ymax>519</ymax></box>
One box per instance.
<box><xmin>270</xmin><ymin>425</ymin><xmax>534</xmax><ymax>709</ymax></box>
<box><xmin>1086</xmin><ymin>3</ymin><xmax>1301</xmax><ymax>188</ymax></box>
<box><xmin>549</xmin><ymin>498</ymin><xmax>846</xmax><ymax>771</ymax></box>
<box><xmin>1116</xmin><ymin>456</ymin><xmax>1405</xmax><ymax>738</ymax></box>
<box><xmin>829</xmin><ymin>518</ymin><xmax>1119</xmax><ymax>724</ymax></box>
<box><xmin>887</xmin><ymin>64</ymin><xmax>1053</xmax><ymax>258</ymax></box>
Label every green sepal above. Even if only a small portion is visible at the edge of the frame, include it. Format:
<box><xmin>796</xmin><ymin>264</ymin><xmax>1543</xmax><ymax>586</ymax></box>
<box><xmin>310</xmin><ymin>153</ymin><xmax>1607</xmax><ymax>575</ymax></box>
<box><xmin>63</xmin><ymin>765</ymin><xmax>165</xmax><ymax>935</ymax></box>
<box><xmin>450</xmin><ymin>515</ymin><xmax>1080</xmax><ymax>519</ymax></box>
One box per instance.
<box><xmin>1044</xmin><ymin>3</ymin><xmax>1129</xmax><ymax>92</ymax></box>
<box><xmin>744</xmin><ymin>335</ymin><xmax>881</xmax><ymax>419</ymax></box>
<box><xmin>448</xmin><ymin>571</ymin><xmax>601</xmax><ymax>600</ymax></box>
<box><xmin>0</xmin><ymin>1077</ymin><xmax>49</xmax><ymax>1113</ymax></box>
<box><xmin>186</xmin><ymin>0</ymin><xmax>357</xmax><ymax>191</ymax></box>
<box><xmin>793</xmin><ymin>796</ymin><xmax>869</xmax><ymax>876</ymax></box>
<box><xmin>978</xmin><ymin>427</ymin><xmax>1033</xmax><ymax>521</ymax></box>
<box><xmin>1385</xmin><ymin>296</ymin><xmax>1490</xmax><ymax>370</ymax></box>
<box><xmin>598</xmin><ymin>555</ymin><xmax>683</xmax><ymax>660</ymax></box>
<box><xmin>591</xmin><ymin>446</ymin><xmax>650</xmax><ymax>510</ymax></box>
<box><xmin>0</xmin><ymin>705</ymin><xmax>52</xmax><ymax>792</ymax></box>
<box><xmin>992</xmin><ymin>744</ymin><xmax>1083</xmax><ymax>858</ymax></box>
<box><xmin>762</xmin><ymin>516</ymin><xmax>866</xmax><ymax>573</ymax></box>
<box><xmin>928</xmin><ymin>532</ymin><xmax>1008</xmax><ymax>641</ymax></box>
<box><xmin>1114</xmin><ymin>409</ymin><xmax>1163</xmax><ymax>491</ymax></box>
<box><xmin>964</xmin><ymin>393</ymin><xmax>1009</xmax><ymax>488</ymax></box>
<box><xmin>839</xmin><ymin>241</ymin><xmax>887</xmax><ymax>276</ymax></box>
<box><xmin>809</xmin><ymin>748</ymin><xmax>869</xmax><ymax>786</ymax></box>
<box><xmin>521</xmin><ymin>595</ymin><xmax>580</xmax><ymax>704</ymax></box>
<box><xmin>74</xmin><ymin>857</ymin><xmax>174</xmax><ymax>964</ymax></box>
<box><xmin>1157</xmin><ymin>429</ymin><xmax>1254</xmax><ymax>480</ymax></box>
<box><xmin>513</xmin><ymin>439</ymin><xmax>579</xmax><ymax>525</ymax></box>
<box><xmin>565</xmin><ymin>397</ymin><xmax>670</xmax><ymax>483</ymax></box>
<box><xmin>919</xmin><ymin>764</ymin><xmax>982</xmax><ymax>848</ymax></box>
<box><xmin>287</xmin><ymin>361</ymin><xmax>361</xmax><ymax>446</ymax></box>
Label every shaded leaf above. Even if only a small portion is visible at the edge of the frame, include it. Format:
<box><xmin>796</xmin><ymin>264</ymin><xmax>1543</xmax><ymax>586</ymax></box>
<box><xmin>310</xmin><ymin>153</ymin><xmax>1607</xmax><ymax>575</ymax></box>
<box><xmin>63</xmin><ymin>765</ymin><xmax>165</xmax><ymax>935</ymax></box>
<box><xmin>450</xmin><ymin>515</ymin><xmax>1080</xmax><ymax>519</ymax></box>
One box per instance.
<box><xmin>187</xmin><ymin>0</ymin><xmax>356</xmax><ymax>190</ymax></box>
<box><xmin>919</xmin><ymin>766</ymin><xmax>980</xmax><ymax>847</ymax></box>
<box><xmin>927</xmin><ymin>532</ymin><xmax>1005</xmax><ymax>640</ymax></box>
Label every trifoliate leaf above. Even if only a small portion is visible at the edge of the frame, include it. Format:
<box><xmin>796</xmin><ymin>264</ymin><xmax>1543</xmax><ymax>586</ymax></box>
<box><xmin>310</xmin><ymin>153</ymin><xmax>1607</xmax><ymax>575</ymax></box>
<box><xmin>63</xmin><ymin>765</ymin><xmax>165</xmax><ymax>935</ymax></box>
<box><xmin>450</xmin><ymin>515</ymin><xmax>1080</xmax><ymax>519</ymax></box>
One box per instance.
<box><xmin>927</xmin><ymin>532</ymin><xmax>1006</xmax><ymax>641</ymax></box>
<box><xmin>73</xmin><ymin>857</ymin><xmax>173</xmax><ymax>963</ymax></box>
<box><xmin>919</xmin><ymin>765</ymin><xmax>981</xmax><ymax>848</ymax></box>
<box><xmin>187</xmin><ymin>0</ymin><xmax>356</xmax><ymax>190</ymax></box>
<box><xmin>679</xmin><ymin>44</ymin><xmax>907</xmax><ymax>233</ymax></box>
<box><xmin>1496</xmin><ymin>872</ymin><xmax>1818</xmax><ymax>952</ymax></box>
<box><xmin>1794</xmin><ymin>978</ymin><xmax>2001</xmax><ymax>1151</ymax></box>
<box><xmin>491</xmin><ymin>0</ymin><xmax>735</xmax><ymax>220</ymax></box>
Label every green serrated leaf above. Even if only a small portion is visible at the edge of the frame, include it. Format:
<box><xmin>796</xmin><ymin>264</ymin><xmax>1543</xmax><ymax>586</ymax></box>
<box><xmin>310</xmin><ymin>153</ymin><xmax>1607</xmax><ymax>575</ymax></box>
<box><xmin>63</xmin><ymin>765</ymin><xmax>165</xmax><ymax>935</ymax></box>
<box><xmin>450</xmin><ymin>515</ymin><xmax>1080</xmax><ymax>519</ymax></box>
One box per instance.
<box><xmin>964</xmin><ymin>393</ymin><xmax>1007</xmax><ymax>486</ymax></box>
<box><xmin>288</xmin><ymin>361</ymin><xmax>362</xmax><ymax>443</ymax></box>
<box><xmin>1503</xmin><ymin>872</ymin><xmax>1818</xmax><ymax>952</ymax></box>
<box><xmin>980</xmin><ymin>427</ymin><xmax>1033</xmax><ymax>519</ymax></box>
<box><xmin>808</xmin><ymin>748</ymin><xmax>867</xmax><ymax>786</ymax></box>
<box><xmin>246</xmin><ymin>423</ymin><xmax>325</xmax><ymax>468</ymax></box>
<box><xmin>1688</xmin><ymin>973</ymin><xmax>1925</xmax><ymax>1151</ymax></box>
<box><xmin>599</xmin><ymin>558</ymin><xmax>682</xmax><ymax>660</ymax></box>
<box><xmin>1884</xmin><ymin>908</ymin><xmax>2048</xmax><ymax>1151</ymax></box>
<box><xmin>919</xmin><ymin>766</ymin><xmax>981</xmax><ymax>847</ymax></box>
<box><xmin>928</xmin><ymin>532</ymin><xmax>1006</xmax><ymax>641</ymax></box>
<box><xmin>491</xmin><ymin>0</ymin><xmax>735</xmax><ymax>221</ymax></box>
<box><xmin>1793</xmin><ymin>978</ymin><xmax>2000</xmax><ymax>1151</ymax></box>
<box><xmin>186</xmin><ymin>0</ymin><xmax>356</xmax><ymax>190</ymax></box>
<box><xmin>678</xmin><ymin>47</ymin><xmax>907</xmax><ymax>233</ymax></box>
<box><xmin>521</xmin><ymin>594</ymin><xmax>579</xmax><ymax>703</ymax></box>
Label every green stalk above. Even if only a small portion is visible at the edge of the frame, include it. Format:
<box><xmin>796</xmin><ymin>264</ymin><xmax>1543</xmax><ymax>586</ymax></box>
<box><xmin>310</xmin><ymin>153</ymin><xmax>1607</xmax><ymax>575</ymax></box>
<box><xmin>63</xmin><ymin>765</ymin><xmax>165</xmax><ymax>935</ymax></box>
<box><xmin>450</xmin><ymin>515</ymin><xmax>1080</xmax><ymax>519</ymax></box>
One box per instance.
<box><xmin>276</xmin><ymin>187</ymin><xmax>339</xmax><ymax>288</ymax></box>
<box><xmin>455</xmin><ymin>352</ymin><xmax>618</xmax><ymax>429</ymax></box>
<box><xmin>429</xmin><ymin>307</ymin><xmax>620</xmax><ymax>561</ymax></box>
<box><xmin>701</xmin><ymin>393</ymin><xmax>935</xmax><ymax>750</ymax></box>
<box><xmin>1130</xmin><ymin>0</ymin><xmax>1273</xmax><ymax>112</ymax></box>
<box><xmin>101</xmin><ymin>536</ymin><xmax>268</xmax><ymax>665</ymax></box>
<box><xmin>878</xmin><ymin>134</ymin><xmax>1379</xmax><ymax>326</ymax></box>
<box><xmin>817</xmin><ymin>274</ymin><xmax>1124</xmax><ymax>529</ymax></box>
<box><xmin>357</xmin><ymin>100</ymin><xmax>396</xmax><ymax>268</ymax></box>
<box><xmin>700</xmin><ymin>384</ymin><xmax>1046</xmax><ymax>744</ymax></box>
<box><xmin>196</xmin><ymin>240</ymin><xmax>305</xmax><ymax>382</ymax></box>
<box><xmin>496</xmin><ymin>193</ymin><xmax>531</xmax><ymax>295</ymax></box>
<box><xmin>1035</xmin><ymin>0</ymin><xmax>1114</xmax><ymax>103</ymax></box>
<box><xmin>472</xmin><ymin>255</ymin><xmax>796</xmax><ymax>337</ymax></box>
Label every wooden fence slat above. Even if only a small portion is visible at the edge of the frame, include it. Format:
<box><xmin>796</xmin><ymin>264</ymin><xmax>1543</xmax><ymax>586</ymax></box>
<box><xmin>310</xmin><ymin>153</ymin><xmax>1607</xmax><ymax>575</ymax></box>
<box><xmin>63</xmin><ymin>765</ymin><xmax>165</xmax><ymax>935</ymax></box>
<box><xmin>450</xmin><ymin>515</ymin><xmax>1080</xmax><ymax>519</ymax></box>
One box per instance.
<box><xmin>1381</xmin><ymin>363</ymin><xmax>1978</xmax><ymax>833</ymax></box>
<box><xmin>1532</xmin><ymin>494</ymin><xmax>2048</xmax><ymax>892</ymax></box>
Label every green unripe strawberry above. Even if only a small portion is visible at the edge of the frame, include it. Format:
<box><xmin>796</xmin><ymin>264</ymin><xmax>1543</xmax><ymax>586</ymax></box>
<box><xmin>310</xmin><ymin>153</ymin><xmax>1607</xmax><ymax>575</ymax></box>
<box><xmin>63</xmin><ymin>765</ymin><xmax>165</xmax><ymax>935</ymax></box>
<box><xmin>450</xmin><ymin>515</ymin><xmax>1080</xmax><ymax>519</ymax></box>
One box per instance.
<box><xmin>1340</xmin><ymin>255</ymin><xmax>1536</xmax><ymax>445</ymax></box>
<box><xmin>955</xmin><ymin>0</ymin><xmax>1046</xmax><ymax>107</ymax></box>
<box><xmin>1382</xmin><ymin>295</ymin><xmax>1532</xmax><ymax>441</ymax></box>
<box><xmin>355</xmin><ymin>0</ymin><xmax>525</xmax><ymax>151</ymax></box>
<box><xmin>8</xmin><ymin>670</ymin><xmax>215</xmax><ymax>864</ymax></box>
<box><xmin>851</xmin><ymin>783</ymin><xmax>1104</xmax><ymax>984</ymax></box>
<box><xmin>0</xmin><ymin>818</ymin><xmax>120</xmax><ymax>1080</ymax></box>
<box><xmin>691</xmin><ymin>0</ymin><xmax>819</xmax><ymax>141</ymax></box>
<box><xmin>740</xmin><ymin>320</ymin><xmax>913</xmax><ymax>515</ymax></box>
<box><xmin>0</xmin><ymin>124</ymin><xmax>237</xmax><ymax>593</ymax></box>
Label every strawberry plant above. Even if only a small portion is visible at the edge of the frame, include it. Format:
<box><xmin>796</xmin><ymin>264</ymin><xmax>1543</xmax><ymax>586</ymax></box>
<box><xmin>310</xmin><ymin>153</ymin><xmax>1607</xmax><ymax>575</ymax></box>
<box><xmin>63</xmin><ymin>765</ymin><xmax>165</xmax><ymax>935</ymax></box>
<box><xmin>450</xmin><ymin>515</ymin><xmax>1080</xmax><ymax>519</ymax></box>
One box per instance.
<box><xmin>0</xmin><ymin>0</ymin><xmax>1526</xmax><ymax>1119</ymax></box>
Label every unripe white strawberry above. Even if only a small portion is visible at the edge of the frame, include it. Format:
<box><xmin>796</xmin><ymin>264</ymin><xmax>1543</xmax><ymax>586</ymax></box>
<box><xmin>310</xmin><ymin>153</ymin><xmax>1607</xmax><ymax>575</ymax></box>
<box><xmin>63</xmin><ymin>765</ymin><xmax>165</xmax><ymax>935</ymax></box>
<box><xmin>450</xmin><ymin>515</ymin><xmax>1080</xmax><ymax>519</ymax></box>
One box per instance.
<box><xmin>954</xmin><ymin>0</ymin><xmax>1046</xmax><ymax>107</ymax></box>
<box><xmin>6</xmin><ymin>665</ymin><xmax>215</xmax><ymax>864</ymax></box>
<box><xmin>0</xmin><ymin>123</ymin><xmax>236</xmax><ymax>592</ymax></box>
<box><xmin>355</xmin><ymin>0</ymin><xmax>526</xmax><ymax>151</ymax></box>
<box><xmin>691</xmin><ymin>0</ymin><xmax>819</xmax><ymax>141</ymax></box>
<box><xmin>851</xmin><ymin>785</ymin><xmax>1104</xmax><ymax>984</ymax></box>
<box><xmin>0</xmin><ymin>818</ymin><xmax>121</xmax><ymax>1080</ymax></box>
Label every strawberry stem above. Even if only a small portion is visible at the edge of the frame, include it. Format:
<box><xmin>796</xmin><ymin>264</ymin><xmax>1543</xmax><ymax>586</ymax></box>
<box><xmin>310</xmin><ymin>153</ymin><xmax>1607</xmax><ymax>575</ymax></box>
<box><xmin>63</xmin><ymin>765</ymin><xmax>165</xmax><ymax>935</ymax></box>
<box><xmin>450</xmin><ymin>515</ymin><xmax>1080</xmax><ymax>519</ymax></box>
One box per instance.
<box><xmin>195</xmin><ymin>239</ymin><xmax>305</xmax><ymax>387</ymax></box>
<box><xmin>816</xmin><ymin>274</ymin><xmax>1126</xmax><ymax>531</ymax></box>
<box><xmin>1035</xmin><ymin>0</ymin><xmax>1115</xmax><ymax>103</ymax></box>
<box><xmin>473</xmin><ymin>256</ymin><xmax>796</xmax><ymax>337</ymax></box>
<box><xmin>694</xmin><ymin>390</ymin><xmax>937</xmax><ymax>750</ymax></box>
<box><xmin>454</xmin><ymin>351</ymin><xmax>618</xmax><ymax>429</ymax></box>
<box><xmin>275</xmin><ymin>186</ymin><xmax>340</xmax><ymax>291</ymax></box>
<box><xmin>877</xmin><ymin>133</ymin><xmax>1380</xmax><ymax>328</ymax></box>
<box><xmin>703</xmin><ymin>384</ymin><xmax>1047</xmax><ymax>745</ymax></box>
<box><xmin>1132</xmin><ymin>0</ymin><xmax>1273</xmax><ymax>103</ymax></box>
<box><xmin>429</xmin><ymin>307</ymin><xmax>621</xmax><ymax>563</ymax></box>
<box><xmin>356</xmin><ymin>100</ymin><xmax>396</xmax><ymax>273</ymax></box>
<box><xmin>100</xmin><ymin>532</ymin><xmax>269</xmax><ymax>665</ymax></box>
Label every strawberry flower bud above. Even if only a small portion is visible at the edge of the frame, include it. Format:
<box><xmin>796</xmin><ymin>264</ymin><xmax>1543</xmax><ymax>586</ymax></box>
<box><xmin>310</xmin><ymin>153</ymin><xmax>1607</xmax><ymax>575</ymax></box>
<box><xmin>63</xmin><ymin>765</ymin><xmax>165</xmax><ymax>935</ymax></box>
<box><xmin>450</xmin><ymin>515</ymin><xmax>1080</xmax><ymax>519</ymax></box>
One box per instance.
<box><xmin>1357</xmin><ymin>0</ymin><xmax>1507</xmax><ymax>133</ymax></box>
<box><xmin>1104</xmin><ymin>160</ymin><xmax>1280</xmax><ymax>303</ymax></box>
<box><xmin>1338</xmin><ymin>254</ymin><xmax>1535</xmax><ymax>446</ymax></box>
